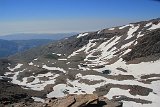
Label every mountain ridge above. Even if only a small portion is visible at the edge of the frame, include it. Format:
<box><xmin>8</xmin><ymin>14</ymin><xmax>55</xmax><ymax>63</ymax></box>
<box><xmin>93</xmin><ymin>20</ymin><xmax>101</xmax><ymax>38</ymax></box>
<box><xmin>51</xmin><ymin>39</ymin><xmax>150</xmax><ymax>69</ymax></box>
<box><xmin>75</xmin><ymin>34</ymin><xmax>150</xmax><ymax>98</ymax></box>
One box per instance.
<box><xmin>0</xmin><ymin>33</ymin><xmax>77</xmax><ymax>40</ymax></box>
<box><xmin>1</xmin><ymin>18</ymin><xmax>160</xmax><ymax>107</ymax></box>
<box><xmin>0</xmin><ymin>39</ymin><xmax>53</xmax><ymax>58</ymax></box>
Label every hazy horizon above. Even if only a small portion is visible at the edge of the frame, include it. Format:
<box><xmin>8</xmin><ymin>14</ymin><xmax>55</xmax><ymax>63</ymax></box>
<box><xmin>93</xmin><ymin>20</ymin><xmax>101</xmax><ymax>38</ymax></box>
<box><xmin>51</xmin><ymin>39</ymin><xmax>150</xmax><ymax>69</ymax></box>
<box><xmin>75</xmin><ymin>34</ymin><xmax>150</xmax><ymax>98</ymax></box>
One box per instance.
<box><xmin>0</xmin><ymin>0</ymin><xmax>160</xmax><ymax>36</ymax></box>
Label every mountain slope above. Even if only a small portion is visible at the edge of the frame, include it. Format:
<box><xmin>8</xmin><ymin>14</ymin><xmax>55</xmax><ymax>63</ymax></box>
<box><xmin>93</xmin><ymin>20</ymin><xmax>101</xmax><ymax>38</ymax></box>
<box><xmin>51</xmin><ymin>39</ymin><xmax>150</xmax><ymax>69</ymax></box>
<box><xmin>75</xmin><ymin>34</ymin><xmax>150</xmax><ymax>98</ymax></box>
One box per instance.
<box><xmin>1</xmin><ymin>18</ymin><xmax>160</xmax><ymax>107</ymax></box>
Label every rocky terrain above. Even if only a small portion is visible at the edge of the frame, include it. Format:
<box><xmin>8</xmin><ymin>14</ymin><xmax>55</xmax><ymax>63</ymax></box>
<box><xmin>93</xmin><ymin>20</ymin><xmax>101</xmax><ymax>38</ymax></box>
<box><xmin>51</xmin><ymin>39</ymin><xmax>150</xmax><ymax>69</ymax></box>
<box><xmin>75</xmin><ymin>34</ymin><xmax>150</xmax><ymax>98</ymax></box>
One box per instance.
<box><xmin>1</xmin><ymin>94</ymin><xmax>122</xmax><ymax>107</ymax></box>
<box><xmin>0</xmin><ymin>18</ymin><xmax>160</xmax><ymax>107</ymax></box>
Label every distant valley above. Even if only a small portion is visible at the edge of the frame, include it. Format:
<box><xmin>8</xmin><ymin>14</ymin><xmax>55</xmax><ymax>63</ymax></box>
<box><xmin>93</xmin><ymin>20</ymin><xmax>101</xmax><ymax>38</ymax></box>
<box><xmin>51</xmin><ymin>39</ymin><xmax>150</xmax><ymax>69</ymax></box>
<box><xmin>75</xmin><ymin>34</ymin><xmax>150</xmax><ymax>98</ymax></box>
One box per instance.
<box><xmin>0</xmin><ymin>39</ymin><xmax>53</xmax><ymax>58</ymax></box>
<box><xmin>0</xmin><ymin>33</ymin><xmax>76</xmax><ymax>57</ymax></box>
<box><xmin>0</xmin><ymin>33</ymin><xmax>77</xmax><ymax>40</ymax></box>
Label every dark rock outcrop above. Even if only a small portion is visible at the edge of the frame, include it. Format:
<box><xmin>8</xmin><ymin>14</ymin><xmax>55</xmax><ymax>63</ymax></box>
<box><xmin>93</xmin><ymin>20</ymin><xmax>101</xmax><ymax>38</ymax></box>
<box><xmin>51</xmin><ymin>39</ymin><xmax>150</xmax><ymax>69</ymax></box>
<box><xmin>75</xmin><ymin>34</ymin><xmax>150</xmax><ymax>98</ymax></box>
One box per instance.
<box><xmin>123</xmin><ymin>28</ymin><xmax>160</xmax><ymax>62</ymax></box>
<box><xmin>7</xmin><ymin>94</ymin><xmax>122</xmax><ymax>107</ymax></box>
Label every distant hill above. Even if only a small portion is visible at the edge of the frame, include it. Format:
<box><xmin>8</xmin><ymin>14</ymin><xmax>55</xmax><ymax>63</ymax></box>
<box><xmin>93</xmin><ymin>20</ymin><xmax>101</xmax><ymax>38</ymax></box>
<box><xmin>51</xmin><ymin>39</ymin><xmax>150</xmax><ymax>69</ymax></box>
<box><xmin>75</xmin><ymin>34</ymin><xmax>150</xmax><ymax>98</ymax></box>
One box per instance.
<box><xmin>0</xmin><ymin>39</ymin><xmax>53</xmax><ymax>58</ymax></box>
<box><xmin>0</xmin><ymin>33</ymin><xmax>77</xmax><ymax>57</ymax></box>
<box><xmin>0</xmin><ymin>39</ymin><xmax>18</xmax><ymax>57</ymax></box>
<box><xmin>0</xmin><ymin>33</ymin><xmax>77</xmax><ymax>40</ymax></box>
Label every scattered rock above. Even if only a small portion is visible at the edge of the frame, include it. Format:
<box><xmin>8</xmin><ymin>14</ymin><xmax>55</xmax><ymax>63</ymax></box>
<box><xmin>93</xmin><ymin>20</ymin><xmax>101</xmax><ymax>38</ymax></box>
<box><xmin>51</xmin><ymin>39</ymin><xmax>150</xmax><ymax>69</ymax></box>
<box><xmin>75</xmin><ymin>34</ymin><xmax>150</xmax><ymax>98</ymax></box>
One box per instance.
<box><xmin>5</xmin><ymin>94</ymin><xmax>123</xmax><ymax>107</ymax></box>
<box><xmin>45</xmin><ymin>94</ymin><xmax>122</xmax><ymax>107</ymax></box>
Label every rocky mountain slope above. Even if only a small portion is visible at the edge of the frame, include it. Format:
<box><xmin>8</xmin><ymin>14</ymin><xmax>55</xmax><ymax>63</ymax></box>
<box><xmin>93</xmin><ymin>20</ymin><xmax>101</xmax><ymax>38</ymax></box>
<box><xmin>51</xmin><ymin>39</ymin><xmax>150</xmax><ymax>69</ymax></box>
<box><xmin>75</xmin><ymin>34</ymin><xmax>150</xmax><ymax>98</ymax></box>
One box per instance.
<box><xmin>1</xmin><ymin>18</ymin><xmax>160</xmax><ymax>107</ymax></box>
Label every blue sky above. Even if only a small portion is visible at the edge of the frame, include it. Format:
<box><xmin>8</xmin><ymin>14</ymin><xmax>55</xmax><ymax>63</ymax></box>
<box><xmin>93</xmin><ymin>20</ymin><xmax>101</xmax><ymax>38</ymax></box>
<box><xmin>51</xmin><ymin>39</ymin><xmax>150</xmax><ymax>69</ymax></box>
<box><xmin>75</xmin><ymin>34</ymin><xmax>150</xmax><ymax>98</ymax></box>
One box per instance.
<box><xmin>0</xmin><ymin>0</ymin><xmax>160</xmax><ymax>35</ymax></box>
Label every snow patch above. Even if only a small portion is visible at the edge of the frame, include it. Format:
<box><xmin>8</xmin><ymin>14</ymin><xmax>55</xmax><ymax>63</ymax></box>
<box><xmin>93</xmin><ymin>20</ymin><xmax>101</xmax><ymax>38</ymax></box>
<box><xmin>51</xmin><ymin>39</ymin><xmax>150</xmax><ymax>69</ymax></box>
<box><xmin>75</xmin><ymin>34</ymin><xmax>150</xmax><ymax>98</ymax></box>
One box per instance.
<box><xmin>119</xmin><ymin>25</ymin><xmax>130</xmax><ymax>29</ymax></box>
<box><xmin>77</xmin><ymin>33</ymin><xmax>89</xmax><ymax>38</ymax></box>
<box><xmin>28</xmin><ymin>62</ymin><xmax>33</xmax><ymax>65</ymax></box>
<box><xmin>122</xmin><ymin>49</ymin><xmax>132</xmax><ymax>55</ymax></box>
<box><xmin>108</xmin><ymin>28</ymin><xmax>115</xmax><ymax>30</ymax></box>
<box><xmin>10</xmin><ymin>70</ymin><xmax>59</xmax><ymax>91</ymax></box>
<box><xmin>32</xmin><ymin>97</ymin><xmax>45</xmax><ymax>103</ymax></box>
<box><xmin>75</xmin><ymin>73</ymin><xmax>82</xmax><ymax>79</ymax></box>
<box><xmin>97</xmin><ymin>30</ymin><xmax>102</xmax><ymax>34</ymax></box>
<box><xmin>137</xmin><ymin>32</ymin><xmax>144</xmax><ymax>38</ymax></box>
<box><xmin>105</xmin><ymin>87</ymin><xmax>160</xmax><ymax>107</ymax></box>
<box><xmin>57</xmin><ymin>54</ymin><xmax>62</xmax><ymax>56</ymax></box>
<box><xmin>47</xmin><ymin>84</ymin><xmax>67</xmax><ymax>98</ymax></box>
<box><xmin>66</xmin><ymin>62</ymin><xmax>70</xmax><ymax>64</ymax></box>
<box><xmin>58</xmin><ymin>59</ymin><xmax>67</xmax><ymax>61</ymax></box>
<box><xmin>0</xmin><ymin>76</ymin><xmax>3</xmax><ymax>79</ymax></box>
<box><xmin>78</xmin><ymin>65</ymin><xmax>90</xmax><ymax>71</ymax></box>
<box><xmin>8</xmin><ymin>64</ymin><xmax>23</xmax><ymax>71</ymax></box>
<box><xmin>67</xmin><ymin>46</ymin><xmax>86</xmax><ymax>58</ymax></box>
<box><xmin>145</xmin><ymin>22</ymin><xmax>152</xmax><ymax>27</ymax></box>
<box><xmin>121</xmin><ymin>41</ymin><xmax>134</xmax><ymax>49</ymax></box>
<box><xmin>34</xmin><ymin>58</ymin><xmax>38</xmax><ymax>61</ymax></box>
<box><xmin>148</xmin><ymin>22</ymin><xmax>160</xmax><ymax>30</ymax></box>
<box><xmin>126</xmin><ymin>25</ymin><xmax>139</xmax><ymax>40</ymax></box>
<box><xmin>42</xmin><ymin>65</ymin><xmax>66</xmax><ymax>73</ymax></box>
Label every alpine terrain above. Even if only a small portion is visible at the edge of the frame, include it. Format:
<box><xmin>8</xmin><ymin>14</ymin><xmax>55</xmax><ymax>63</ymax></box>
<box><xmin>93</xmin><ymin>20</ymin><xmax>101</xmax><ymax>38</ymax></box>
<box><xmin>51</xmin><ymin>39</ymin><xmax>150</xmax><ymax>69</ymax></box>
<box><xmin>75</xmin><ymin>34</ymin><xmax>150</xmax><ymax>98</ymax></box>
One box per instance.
<box><xmin>0</xmin><ymin>18</ymin><xmax>160</xmax><ymax>107</ymax></box>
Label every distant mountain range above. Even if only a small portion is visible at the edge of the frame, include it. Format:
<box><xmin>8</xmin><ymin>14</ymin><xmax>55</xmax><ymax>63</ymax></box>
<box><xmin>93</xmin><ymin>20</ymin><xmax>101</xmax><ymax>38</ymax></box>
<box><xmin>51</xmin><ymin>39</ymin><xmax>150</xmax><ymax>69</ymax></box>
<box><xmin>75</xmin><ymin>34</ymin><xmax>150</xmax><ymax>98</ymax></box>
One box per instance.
<box><xmin>0</xmin><ymin>33</ymin><xmax>76</xmax><ymax>58</ymax></box>
<box><xmin>0</xmin><ymin>33</ymin><xmax>77</xmax><ymax>40</ymax></box>
<box><xmin>0</xmin><ymin>39</ymin><xmax>53</xmax><ymax>58</ymax></box>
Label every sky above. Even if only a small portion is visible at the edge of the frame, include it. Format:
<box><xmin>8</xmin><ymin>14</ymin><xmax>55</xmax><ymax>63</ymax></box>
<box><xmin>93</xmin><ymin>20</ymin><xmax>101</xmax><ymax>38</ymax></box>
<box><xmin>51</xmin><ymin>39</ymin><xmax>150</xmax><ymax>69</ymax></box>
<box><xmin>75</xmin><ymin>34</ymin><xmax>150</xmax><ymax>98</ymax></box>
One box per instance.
<box><xmin>0</xmin><ymin>0</ymin><xmax>160</xmax><ymax>36</ymax></box>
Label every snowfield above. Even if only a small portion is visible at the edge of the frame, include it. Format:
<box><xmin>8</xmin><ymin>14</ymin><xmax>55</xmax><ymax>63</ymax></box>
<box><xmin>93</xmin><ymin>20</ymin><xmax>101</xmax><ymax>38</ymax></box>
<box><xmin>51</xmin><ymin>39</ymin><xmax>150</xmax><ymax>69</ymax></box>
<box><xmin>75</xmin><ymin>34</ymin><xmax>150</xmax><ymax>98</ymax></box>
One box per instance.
<box><xmin>2</xmin><ymin>19</ymin><xmax>160</xmax><ymax>107</ymax></box>
<box><xmin>77</xmin><ymin>33</ymin><xmax>89</xmax><ymax>38</ymax></box>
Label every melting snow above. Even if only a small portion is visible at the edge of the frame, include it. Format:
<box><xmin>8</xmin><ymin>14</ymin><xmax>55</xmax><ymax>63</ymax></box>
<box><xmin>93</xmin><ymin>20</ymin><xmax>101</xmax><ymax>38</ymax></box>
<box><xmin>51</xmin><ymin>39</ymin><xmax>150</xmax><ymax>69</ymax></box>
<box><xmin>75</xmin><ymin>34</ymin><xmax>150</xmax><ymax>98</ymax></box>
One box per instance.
<box><xmin>122</xmin><ymin>49</ymin><xmax>132</xmax><ymax>55</ymax></box>
<box><xmin>42</xmin><ymin>65</ymin><xmax>66</xmax><ymax>73</ymax></box>
<box><xmin>119</xmin><ymin>25</ymin><xmax>130</xmax><ymax>29</ymax></box>
<box><xmin>34</xmin><ymin>58</ymin><xmax>38</xmax><ymax>61</ymax></box>
<box><xmin>0</xmin><ymin>76</ymin><xmax>3</xmax><ymax>79</ymax></box>
<box><xmin>121</xmin><ymin>41</ymin><xmax>134</xmax><ymax>49</ymax></box>
<box><xmin>47</xmin><ymin>84</ymin><xmax>67</xmax><ymax>98</ymax></box>
<box><xmin>58</xmin><ymin>59</ymin><xmax>67</xmax><ymax>61</ymax></box>
<box><xmin>10</xmin><ymin>70</ymin><xmax>59</xmax><ymax>91</ymax></box>
<box><xmin>126</xmin><ymin>25</ymin><xmax>139</xmax><ymax>40</ymax></box>
<box><xmin>4</xmin><ymin>72</ymin><xmax>14</xmax><ymax>76</ymax></box>
<box><xmin>78</xmin><ymin>65</ymin><xmax>90</xmax><ymax>71</ymax></box>
<box><xmin>108</xmin><ymin>28</ymin><xmax>115</xmax><ymax>30</ymax></box>
<box><xmin>97</xmin><ymin>30</ymin><xmax>102</xmax><ymax>34</ymax></box>
<box><xmin>84</xmin><ymin>39</ymin><xmax>97</xmax><ymax>54</ymax></box>
<box><xmin>8</xmin><ymin>63</ymin><xmax>23</xmax><ymax>71</ymax></box>
<box><xmin>148</xmin><ymin>22</ymin><xmax>160</xmax><ymax>30</ymax></box>
<box><xmin>101</xmin><ymin>58</ymin><xmax>160</xmax><ymax>78</ymax></box>
<box><xmin>98</xmin><ymin>36</ymin><xmax>121</xmax><ymax>60</ymax></box>
<box><xmin>28</xmin><ymin>62</ymin><xmax>33</xmax><ymax>65</ymax></box>
<box><xmin>66</xmin><ymin>62</ymin><xmax>70</xmax><ymax>64</ymax></box>
<box><xmin>46</xmin><ymin>73</ymin><xmax>160</xmax><ymax>100</ymax></box>
<box><xmin>32</xmin><ymin>97</ymin><xmax>45</xmax><ymax>103</ymax></box>
<box><xmin>67</xmin><ymin>46</ymin><xmax>86</xmax><ymax>58</ymax></box>
<box><xmin>57</xmin><ymin>54</ymin><xmax>62</xmax><ymax>56</ymax></box>
<box><xmin>137</xmin><ymin>32</ymin><xmax>144</xmax><ymax>38</ymax></box>
<box><xmin>105</xmin><ymin>87</ymin><xmax>160</xmax><ymax>107</ymax></box>
<box><xmin>145</xmin><ymin>22</ymin><xmax>152</xmax><ymax>27</ymax></box>
<box><xmin>75</xmin><ymin>73</ymin><xmax>82</xmax><ymax>79</ymax></box>
<box><xmin>77</xmin><ymin>33</ymin><xmax>89</xmax><ymax>38</ymax></box>
<box><xmin>134</xmin><ymin>41</ymin><xmax>138</xmax><ymax>45</ymax></box>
